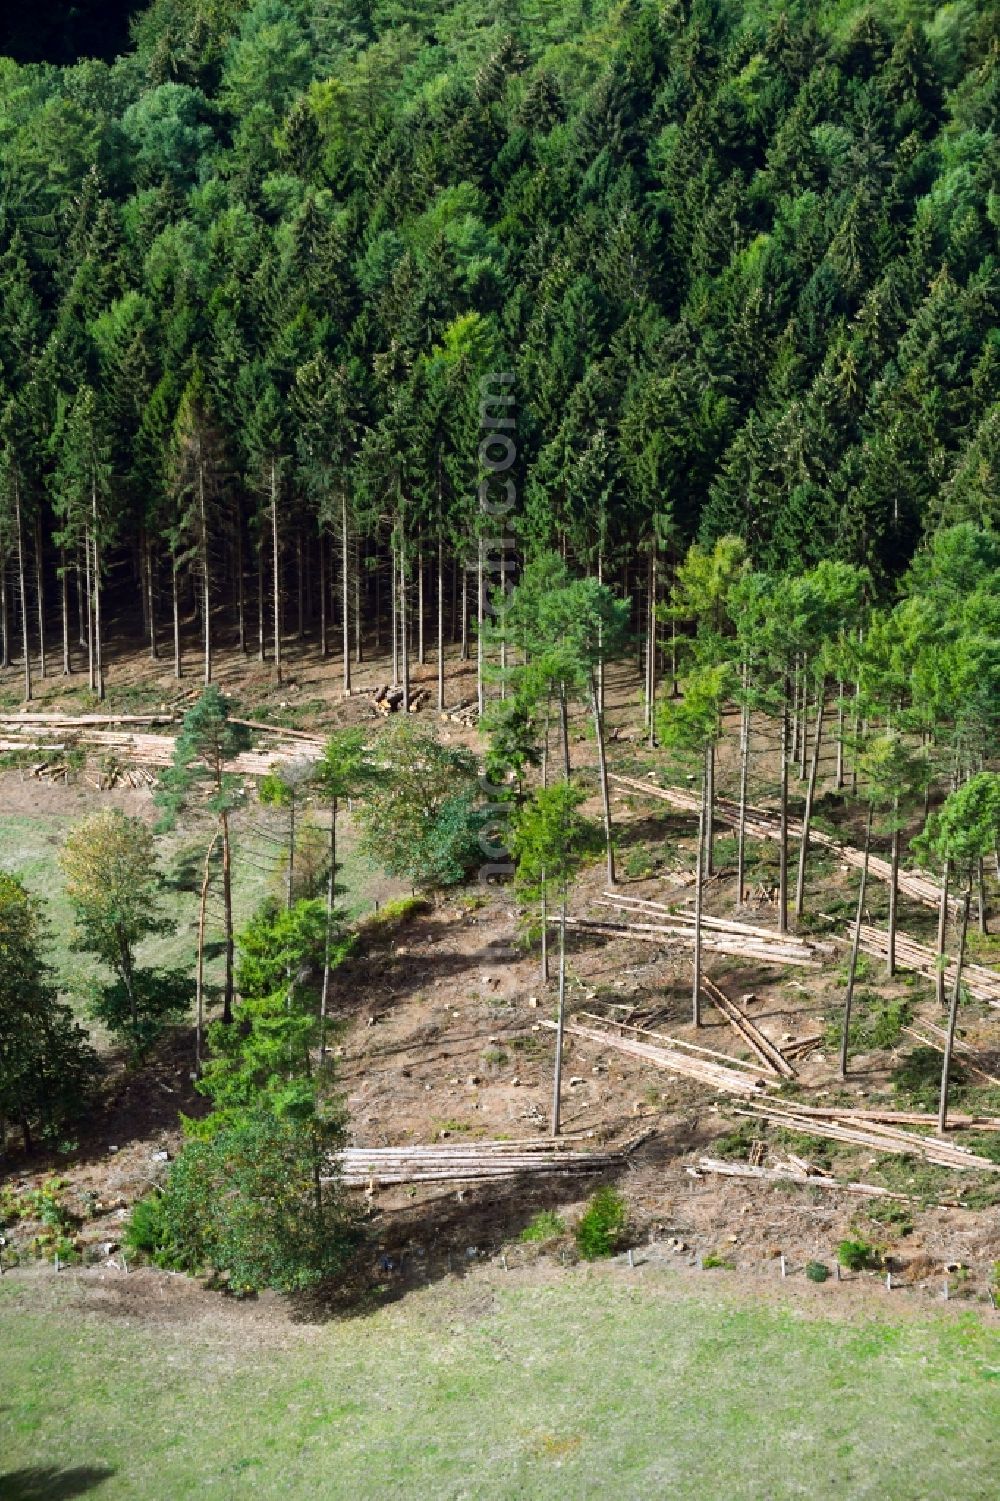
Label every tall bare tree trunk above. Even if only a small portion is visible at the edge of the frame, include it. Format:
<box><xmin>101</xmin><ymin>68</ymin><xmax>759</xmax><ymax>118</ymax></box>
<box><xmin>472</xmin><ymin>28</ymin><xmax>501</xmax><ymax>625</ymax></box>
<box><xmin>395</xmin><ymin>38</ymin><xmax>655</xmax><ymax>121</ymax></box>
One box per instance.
<box><xmin>795</xmin><ymin>682</ymin><xmax>825</xmax><ymax>919</ymax></box>
<box><xmin>13</xmin><ymin>479</ymin><xmax>31</xmax><ymax>701</ymax></box>
<box><xmin>235</xmin><ymin>513</ymin><xmax>246</xmax><ymax>655</ymax></box>
<box><xmin>34</xmin><ymin>515</ymin><xmax>45</xmax><ymax>681</ymax></box>
<box><xmin>835</xmin><ymin>682</ymin><xmax>845</xmax><ymax>789</ymax></box>
<box><xmin>646</xmin><ymin>551</ymin><xmax>657</xmax><ymax>748</ymax></box>
<box><xmin>172</xmin><ymin>553</ymin><xmax>182</xmax><ymax>678</ymax></box>
<box><xmin>271</xmin><ymin>459</ymin><xmax>282</xmax><ymax>685</ymax></box>
<box><xmin>354</xmin><ymin>538</ymin><xmax>361</xmax><ymax>664</ymax></box>
<box><xmin>85</xmin><ymin>532</ymin><xmax>95</xmax><ymax>692</ymax></box>
<box><xmin>778</xmin><ymin>692</ymin><xmax>790</xmax><ymax>934</ymax></box>
<box><xmin>736</xmin><ymin>667</ymin><xmax>750</xmax><ymax>905</ymax></box>
<box><xmin>390</xmin><ymin>544</ymin><xmax>398</xmax><ymax>684</ymax></box>
<box><xmin>318</xmin><ymin>528</ymin><xmax>327</xmax><ymax>659</ymax></box>
<box><xmin>706</xmin><ymin>741</ymin><xmax>716</xmax><ymax>876</ymax></box>
<box><xmin>341</xmin><ymin>487</ymin><xmax>351</xmax><ymax>694</ymax></box>
<box><xmin>146</xmin><ymin>534</ymin><xmax>157</xmax><ymax>661</ymax></box>
<box><xmin>938</xmin><ymin>888</ymin><xmax>972</xmax><ymax>1134</ymax></box>
<box><xmin>461</xmin><ymin>562</ymin><xmax>469</xmax><ymax>662</ymax></box>
<box><xmin>417</xmin><ymin>536</ymin><xmax>425</xmax><ymax>665</ymax></box>
<box><xmin>840</xmin><ymin>804</ymin><xmax>872</xmax><ymax>1079</ymax></box>
<box><xmin>476</xmin><ymin>539</ymin><xmax>484</xmax><ymax>719</ymax></box>
<box><xmin>400</xmin><ymin>508</ymin><xmax>410</xmax><ymax>712</ymax></box>
<box><xmin>60</xmin><ymin>549</ymin><xmax>70</xmax><ymax>674</ymax></box>
<box><xmin>257</xmin><ymin>533</ymin><xmax>265</xmax><ymax>663</ymax></box>
<box><xmin>887</xmin><ymin>810</ymin><xmax>900</xmax><ymax>976</ymax></box>
<box><xmin>90</xmin><ymin>483</ymin><xmax>104</xmax><ymax>701</ymax></box>
<box><xmin>221</xmin><ymin>808</ymin><xmax>234</xmax><ymax>1025</ymax></box>
<box><xmin>295</xmin><ymin>530</ymin><xmax>304</xmax><ymax>640</ymax></box>
<box><xmin>559</xmin><ymin>682</ymin><xmax>571</xmax><ymax>778</ymax></box>
<box><xmin>935</xmin><ymin>859</ymin><xmax>950</xmax><ymax>1009</ymax></box>
<box><xmin>437</xmin><ymin>524</ymin><xmax>445</xmax><ymax>711</ymax></box>
<box><xmin>195</xmin><ymin>829</ymin><xmax>220</xmax><ymax>1072</ymax></box>
<box><xmin>551</xmin><ymin>894</ymin><xmax>567</xmax><ymax>1137</ymax></box>
<box><xmin>977</xmin><ymin>858</ymin><xmax>987</xmax><ymax>935</ymax></box>
<box><xmin>692</xmin><ymin>749</ymin><xmax>708</xmax><ymax>1027</ymax></box>
<box><xmin>199</xmin><ymin>461</ymin><xmax>211</xmax><ymax>685</ymax></box>
<box><xmin>1</xmin><ymin>551</ymin><xmax>9</xmax><ymax>668</ymax></box>
<box><xmin>590</xmin><ymin>670</ymin><xmax>615</xmax><ymax>886</ymax></box>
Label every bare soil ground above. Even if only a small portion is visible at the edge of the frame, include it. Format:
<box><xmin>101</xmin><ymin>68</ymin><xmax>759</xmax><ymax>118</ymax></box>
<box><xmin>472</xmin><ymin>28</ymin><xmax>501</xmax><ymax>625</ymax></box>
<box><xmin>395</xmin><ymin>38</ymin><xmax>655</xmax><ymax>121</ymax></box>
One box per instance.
<box><xmin>2</xmin><ymin>627</ymin><xmax>999</xmax><ymax>1322</ymax></box>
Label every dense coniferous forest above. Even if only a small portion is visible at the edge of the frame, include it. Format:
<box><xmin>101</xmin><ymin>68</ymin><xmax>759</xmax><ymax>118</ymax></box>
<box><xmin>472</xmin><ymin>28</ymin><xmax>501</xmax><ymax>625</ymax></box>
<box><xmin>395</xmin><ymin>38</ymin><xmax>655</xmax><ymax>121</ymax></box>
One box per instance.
<box><xmin>0</xmin><ymin>0</ymin><xmax>996</xmax><ymax>703</ymax></box>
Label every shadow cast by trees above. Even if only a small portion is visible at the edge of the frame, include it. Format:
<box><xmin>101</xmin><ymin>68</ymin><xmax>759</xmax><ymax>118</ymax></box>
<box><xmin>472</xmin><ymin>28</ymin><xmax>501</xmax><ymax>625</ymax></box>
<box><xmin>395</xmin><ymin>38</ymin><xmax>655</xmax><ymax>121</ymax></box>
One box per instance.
<box><xmin>0</xmin><ymin>1467</ymin><xmax>116</xmax><ymax>1500</ymax></box>
<box><xmin>289</xmin><ymin>1136</ymin><xmax>664</xmax><ymax>1326</ymax></box>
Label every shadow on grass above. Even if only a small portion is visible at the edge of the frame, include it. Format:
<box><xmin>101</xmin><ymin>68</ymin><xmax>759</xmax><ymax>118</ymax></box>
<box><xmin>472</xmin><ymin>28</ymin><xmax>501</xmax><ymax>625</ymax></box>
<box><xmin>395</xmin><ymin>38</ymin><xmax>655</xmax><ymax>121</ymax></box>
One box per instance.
<box><xmin>0</xmin><ymin>1467</ymin><xmax>115</xmax><ymax>1500</ymax></box>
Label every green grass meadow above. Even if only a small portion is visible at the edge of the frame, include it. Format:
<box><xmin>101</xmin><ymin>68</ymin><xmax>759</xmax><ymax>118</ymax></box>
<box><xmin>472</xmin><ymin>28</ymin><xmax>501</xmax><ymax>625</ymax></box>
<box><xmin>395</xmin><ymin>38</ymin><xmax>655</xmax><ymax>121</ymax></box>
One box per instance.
<box><xmin>2</xmin><ymin>1269</ymin><xmax>999</xmax><ymax>1500</ymax></box>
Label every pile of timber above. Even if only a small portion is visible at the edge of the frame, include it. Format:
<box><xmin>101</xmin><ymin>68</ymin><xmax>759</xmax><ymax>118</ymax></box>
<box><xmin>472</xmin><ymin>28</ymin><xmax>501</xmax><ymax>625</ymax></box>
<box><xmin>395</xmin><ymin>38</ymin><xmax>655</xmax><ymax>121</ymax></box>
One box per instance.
<box><xmin>731</xmin><ymin>1100</ymin><xmax>1000</xmax><ymax>1172</ymax></box>
<box><xmin>331</xmin><ymin>1137</ymin><xmax>625</xmax><ymax>1186</ymax></box>
<box><xmin>0</xmin><ymin>712</ymin><xmax>177</xmax><ymax>729</ymax></box>
<box><xmin>697</xmin><ymin>1157</ymin><xmax>904</xmax><ymax>1199</ymax></box>
<box><xmin>441</xmin><ymin>697</ymin><xmax>480</xmax><ymax>728</ymax></box>
<box><xmin>0</xmin><ymin>720</ymin><xmax>324</xmax><ymax>779</ymax></box>
<box><xmin>540</xmin><ymin>1016</ymin><xmax>774</xmax><ymax>1097</ymax></box>
<box><xmin>369</xmin><ymin>684</ymin><xmax>431</xmax><ymax>715</ymax></box>
<box><xmin>855</xmin><ymin>925</ymin><xmax>1000</xmax><ymax>1007</ymax></box>
<box><xmin>609</xmin><ymin>771</ymin><xmax>957</xmax><ymax>915</ymax></box>
<box><xmin>701</xmin><ymin>975</ymin><xmax>796</xmax><ymax>1078</ymax></box>
<box><xmin>564</xmin><ymin>893</ymin><xmax>825</xmax><ymax>969</ymax></box>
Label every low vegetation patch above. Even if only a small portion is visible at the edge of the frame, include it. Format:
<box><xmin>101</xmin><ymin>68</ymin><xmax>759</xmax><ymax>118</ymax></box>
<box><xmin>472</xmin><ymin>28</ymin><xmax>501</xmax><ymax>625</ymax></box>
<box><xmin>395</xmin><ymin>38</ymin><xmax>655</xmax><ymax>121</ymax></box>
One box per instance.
<box><xmin>520</xmin><ymin>1211</ymin><xmax>566</xmax><ymax>1245</ymax></box>
<box><xmin>575</xmin><ymin>1188</ymin><xmax>628</xmax><ymax>1261</ymax></box>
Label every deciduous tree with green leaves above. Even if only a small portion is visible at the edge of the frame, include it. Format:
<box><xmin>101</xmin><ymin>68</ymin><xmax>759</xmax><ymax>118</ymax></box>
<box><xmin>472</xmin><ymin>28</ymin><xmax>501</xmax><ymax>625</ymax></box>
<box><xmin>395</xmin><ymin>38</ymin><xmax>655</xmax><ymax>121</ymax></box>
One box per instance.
<box><xmin>60</xmin><ymin>807</ymin><xmax>187</xmax><ymax>1057</ymax></box>
<box><xmin>510</xmin><ymin>780</ymin><xmax>599</xmax><ymax>1136</ymax></box>
<box><xmin>156</xmin><ymin>687</ymin><xmax>251</xmax><ymax>1025</ymax></box>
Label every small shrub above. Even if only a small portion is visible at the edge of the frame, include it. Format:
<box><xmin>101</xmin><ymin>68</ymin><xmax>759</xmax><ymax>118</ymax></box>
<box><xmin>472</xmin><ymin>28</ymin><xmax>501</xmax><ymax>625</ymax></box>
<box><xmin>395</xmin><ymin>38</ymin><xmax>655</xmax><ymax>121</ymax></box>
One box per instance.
<box><xmin>520</xmin><ymin>1210</ymin><xmax>566</xmax><ymax>1244</ymax></box>
<box><xmin>864</xmin><ymin>1200</ymin><xmax>913</xmax><ymax>1235</ymax></box>
<box><xmin>837</xmin><ymin>1237</ymin><xmax>876</xmax><ymax>1272</ymax></box>
<box><xmin>824</xmin><ymin>992</ymin><xmax>911</xmax><ymax>1053</ymax></box>
<box><xmin>125</xmin><ymin>1193</ymin><xmax>175</xmax><ymax>1265</ymax></box>
<box><xmin>623</xmin><ymin>849</ymin><xmax>653</xmax><ymax>880</ymax></box>
<box><xmin>575</xmin><ymin>1188</ymin><xmax>628</xmax><ymax>1261</ymax></box>
<box><xmin>805</xmin><ymin>1260</ymin><xmax>830</xmax><ymax>1283</ymax></box>
<box><xmin>702</xmin><ymin>1253</ymin><xmax>735</xmax><ymax>1270</ymax></box>
<box><xmin>713</xmin><ymin>1122</ymin><xmax>759</xmax><ymax>1161</ymax></box>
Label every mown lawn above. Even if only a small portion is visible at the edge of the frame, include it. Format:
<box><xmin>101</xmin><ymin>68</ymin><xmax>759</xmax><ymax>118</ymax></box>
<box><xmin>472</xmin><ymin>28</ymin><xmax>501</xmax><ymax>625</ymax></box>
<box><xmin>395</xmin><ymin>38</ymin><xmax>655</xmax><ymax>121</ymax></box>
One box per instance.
<box><xmin>2</xmin><ymin>1268</ymin><xmax>999</xmax><ymax>1500</ymax></box>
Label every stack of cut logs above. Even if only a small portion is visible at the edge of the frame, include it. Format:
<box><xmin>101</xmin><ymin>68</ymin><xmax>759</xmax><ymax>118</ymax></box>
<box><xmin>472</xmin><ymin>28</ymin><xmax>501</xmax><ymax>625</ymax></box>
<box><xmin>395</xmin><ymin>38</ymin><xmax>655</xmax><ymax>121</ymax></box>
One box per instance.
<box><xmin>330</xmin><ymin>1137</ymin><xmax>627</xmax><ymax>1186</ymax></box>
<box><xmin>370</xmin><ymin>684</ymin><xmax>431</xmax><ymax>716</ymax></box>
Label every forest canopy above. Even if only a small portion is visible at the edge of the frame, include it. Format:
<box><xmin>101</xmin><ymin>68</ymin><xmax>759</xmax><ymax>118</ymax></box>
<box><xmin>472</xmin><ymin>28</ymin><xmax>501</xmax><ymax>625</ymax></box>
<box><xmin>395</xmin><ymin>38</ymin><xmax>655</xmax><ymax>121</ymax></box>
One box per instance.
<box><xmin>0</xmin><ymin>0</ymin><xmax>996</xmax><ymax>690</ymax></box>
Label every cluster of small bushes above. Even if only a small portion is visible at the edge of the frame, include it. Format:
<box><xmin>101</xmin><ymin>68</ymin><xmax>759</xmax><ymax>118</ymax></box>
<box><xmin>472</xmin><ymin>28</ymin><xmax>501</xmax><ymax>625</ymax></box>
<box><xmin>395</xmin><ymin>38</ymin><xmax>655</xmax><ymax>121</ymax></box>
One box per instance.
<box><xmin>519</xmin><ymin>1188</ymin><xmax>630</xmax><ymax>1262</ymax></box>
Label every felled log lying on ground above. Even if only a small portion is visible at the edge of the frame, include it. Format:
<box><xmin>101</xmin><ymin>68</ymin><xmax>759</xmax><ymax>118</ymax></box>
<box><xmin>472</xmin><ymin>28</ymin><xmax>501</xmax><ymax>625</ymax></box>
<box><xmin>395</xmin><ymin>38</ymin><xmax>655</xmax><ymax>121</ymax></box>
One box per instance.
<box><xmin>557</xmin><ymin>906</ymin><xmax>823</xmax><ymax>969</ymax></box>
<box><xmin>697</xmin><ymin>1156</ymin><xmax>905</xmax><ymax>1199</ymax></box>
<box><xmin>609</xmin><ymin>771</ymin><xmax>958</xmax><ymax>914</ymax></box>
<box><xmin>855</xmin><ymin>925</ymin><xmax>1000</xmax><ymax>1006</ymax></box>
<box><xmin>730</xmin><ymin>1100</ymin><xmax>1000</xmax><ymax>1172</ymax></box>
<box><xmin>701</xmin><ymin>975</ymin><xmax>796</xmax><ymax>1078</ymax></box>
<box><xmin>540</xmin><ymin>1017</ymin><xmax>775</xmax><ymax>1097</ymax></box>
